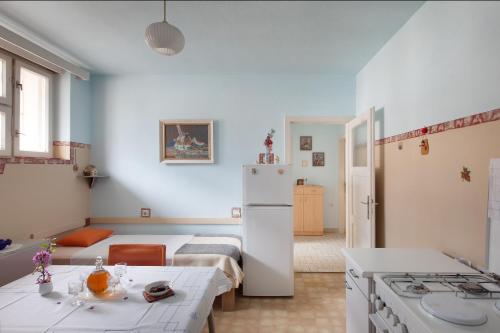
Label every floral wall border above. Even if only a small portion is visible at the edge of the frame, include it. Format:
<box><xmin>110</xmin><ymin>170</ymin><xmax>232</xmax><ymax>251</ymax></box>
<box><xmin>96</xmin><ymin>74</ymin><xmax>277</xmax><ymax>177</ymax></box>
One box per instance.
<box><xmin>0</xmin><ymin>141</ymin><xmax>91</xmax><ymax>175</ymax></box>
<box><xmin>375</xmin><ymin>108</ymin><xmax>500</xmax><ymax>146</ymax></box>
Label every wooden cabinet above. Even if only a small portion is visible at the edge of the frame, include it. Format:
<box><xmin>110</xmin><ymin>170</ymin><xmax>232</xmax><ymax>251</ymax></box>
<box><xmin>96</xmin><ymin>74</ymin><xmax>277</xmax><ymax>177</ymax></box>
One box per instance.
<box><xmin>294</xmin><ymin>185</ymin><xmax>324</xmax><ymax>235</ymax></box>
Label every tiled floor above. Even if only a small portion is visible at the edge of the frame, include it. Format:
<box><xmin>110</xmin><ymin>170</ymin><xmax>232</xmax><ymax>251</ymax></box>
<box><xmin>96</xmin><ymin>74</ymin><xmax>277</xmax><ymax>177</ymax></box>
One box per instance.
<box><xmin>203</xmin><ymin>273</ymin><xmax>346</xmax><ymax>333</ymax></box>
<box><xmin>294</xmin><ymin>233</ymin><xmax>346</xmax><ymax>272</ymax></box>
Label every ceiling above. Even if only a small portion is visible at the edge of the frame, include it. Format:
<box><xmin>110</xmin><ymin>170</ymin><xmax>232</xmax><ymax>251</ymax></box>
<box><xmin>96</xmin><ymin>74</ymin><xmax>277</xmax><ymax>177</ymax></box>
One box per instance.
<box><xmin>0</xmin><ymin>1</ymin><xmax>423</xmax><ymax>75</ymax></box>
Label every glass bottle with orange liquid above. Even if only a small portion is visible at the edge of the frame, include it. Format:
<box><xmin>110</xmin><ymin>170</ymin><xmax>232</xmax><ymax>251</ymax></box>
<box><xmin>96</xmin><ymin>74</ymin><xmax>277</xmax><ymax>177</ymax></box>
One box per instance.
<box><xmin>86</xmin><ymin>256</ymin><xmax>110</xmax><ymax>295</ymax></box>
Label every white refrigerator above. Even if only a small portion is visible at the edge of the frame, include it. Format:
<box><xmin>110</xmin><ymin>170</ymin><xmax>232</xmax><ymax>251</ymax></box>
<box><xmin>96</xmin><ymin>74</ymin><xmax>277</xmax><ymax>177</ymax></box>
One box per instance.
<box><xmin>242</xmin><ymin>164</ymin><xmax>294</xmax><ymax>296</ymax></box>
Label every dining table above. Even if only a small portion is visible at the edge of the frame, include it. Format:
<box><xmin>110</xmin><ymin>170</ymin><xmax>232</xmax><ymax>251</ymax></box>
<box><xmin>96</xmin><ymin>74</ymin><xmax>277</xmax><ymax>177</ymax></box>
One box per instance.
<box><xmin>0</xmin><ymin>265</ymin><xmax>232</xmax><ymax>332</ymax></box>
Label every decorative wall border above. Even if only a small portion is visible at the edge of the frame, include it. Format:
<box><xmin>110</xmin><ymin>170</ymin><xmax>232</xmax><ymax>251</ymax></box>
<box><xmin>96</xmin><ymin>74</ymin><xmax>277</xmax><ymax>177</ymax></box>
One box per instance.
<box><xmin>53</xmin><ymin>141</ymin><xmax>91</xmax><ymax>149</ymax></box>
<box><xmin>375</xmin><ymin>108</ymin><xmax>500</xmax><ymax>145</ymax></box>
<box><xmin>0</xmin><ymin>141</ymin><xmax>90</xmax><ymax>175</ymax></box>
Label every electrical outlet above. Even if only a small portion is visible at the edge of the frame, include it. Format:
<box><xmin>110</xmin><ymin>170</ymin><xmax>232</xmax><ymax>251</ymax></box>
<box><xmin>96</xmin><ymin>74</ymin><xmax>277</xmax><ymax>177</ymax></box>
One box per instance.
<box><xmin>140</xmin><ymin>208</ymin><xmax>151</xmax><ymax>218</ymax></box>
<box><xmin>231</xmin><ymin>207</ymin><xmax>242</xmax><ymax>218</ymax></box>
<box><xmin>301</xmin><ymin>160</ymin><xmax>308</xmax><ymax>167</ymax></box>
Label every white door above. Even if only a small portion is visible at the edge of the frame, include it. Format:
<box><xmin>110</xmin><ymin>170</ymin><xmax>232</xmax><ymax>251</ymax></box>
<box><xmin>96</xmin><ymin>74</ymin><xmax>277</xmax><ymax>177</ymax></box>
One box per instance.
<box><xmin>346</xmin><ymin>108</ymin><xmax>375</xmax><ymax>248</ymax></box>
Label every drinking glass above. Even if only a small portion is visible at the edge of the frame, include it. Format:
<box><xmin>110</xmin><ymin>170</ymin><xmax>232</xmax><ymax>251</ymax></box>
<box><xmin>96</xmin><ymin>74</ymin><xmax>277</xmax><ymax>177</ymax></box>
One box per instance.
<box><xmin>68</xmin><ymin>280</ymin><xmax>84</xmax><ymax>306</ymax></box>
<box><xmin>114</xmin><ymin>263</ymin><xmax>127</xmax><ymax>288</ymax></box>
<box><xmin>79</xmin><ymin>271</ymin><xmax>90</xmax><ymax>297</ymax></box>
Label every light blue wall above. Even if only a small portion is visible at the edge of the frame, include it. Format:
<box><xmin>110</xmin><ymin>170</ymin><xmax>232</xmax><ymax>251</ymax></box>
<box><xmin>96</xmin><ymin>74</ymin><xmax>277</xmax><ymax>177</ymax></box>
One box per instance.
<box><xmin>291</xmin><ymin>123</ymin><xmax>344</xmax><ymax>229</ymax></box>
<box><xmin>357</xmin><ymin>1</ymin><xmax>500</xmax><ymax>139</ymax></box>
<box><xmin>70</xmin><ymin>76</ymin><xmax>92</xmax><ymax>144</ymax></box>
<box><xmin>90</xmin><ymin>74</ymin><xmax>355</xmax><ymax>234</ymax></box>
<box><xmin>96</xmin><ymin>224</ymin><xmax>242</xmax><ymax>236</ymax></box>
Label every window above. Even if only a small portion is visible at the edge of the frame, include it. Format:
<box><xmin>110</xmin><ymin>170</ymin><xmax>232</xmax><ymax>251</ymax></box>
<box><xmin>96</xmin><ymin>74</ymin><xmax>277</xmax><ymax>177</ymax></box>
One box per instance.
<box><xmin>14</xmin><ymin>61</ymin><xmax>52</xmax><ymax>156</ymax></box>
<box><xmin>0</xmin><ymin>51</ymin><xmax>12</xmax><ymax>156</ymax></box>
<box><xmin>0</xmin><ymin>51</ymin><xmax>53</xmax><ymax>158</ymax></box>
<box><xmin>0</xmin><ymin>105</ymin><xmax>12</xmax><ymax>155</ymax></box>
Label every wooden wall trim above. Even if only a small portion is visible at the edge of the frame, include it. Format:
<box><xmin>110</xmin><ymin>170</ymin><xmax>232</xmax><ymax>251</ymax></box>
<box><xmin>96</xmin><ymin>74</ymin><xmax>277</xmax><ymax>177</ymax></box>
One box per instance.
<box><xmin>90</xmin><ymin>217</ymin><xmax>242</xmax><ymax>225</ymax></box>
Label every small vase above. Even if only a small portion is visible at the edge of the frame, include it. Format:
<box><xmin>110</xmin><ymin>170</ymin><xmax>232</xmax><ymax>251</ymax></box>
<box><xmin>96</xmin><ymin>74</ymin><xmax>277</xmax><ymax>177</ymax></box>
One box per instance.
<box><xmin>38</xmin><ymin>281</ymin><xmax>53</xmax><ymax>296</ymax></box>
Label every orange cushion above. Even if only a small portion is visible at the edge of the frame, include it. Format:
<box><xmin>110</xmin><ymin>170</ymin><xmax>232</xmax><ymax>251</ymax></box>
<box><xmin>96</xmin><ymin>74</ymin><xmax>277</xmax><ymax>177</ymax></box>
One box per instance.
<box><xmin>56</xmin><ymin>228</ymin><xmax>113</xmax><ymax>247</ymax></box>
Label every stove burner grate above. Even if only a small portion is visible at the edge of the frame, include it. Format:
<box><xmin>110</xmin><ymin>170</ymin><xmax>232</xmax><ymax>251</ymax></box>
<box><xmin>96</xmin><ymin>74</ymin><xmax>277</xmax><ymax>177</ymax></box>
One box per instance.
<box><xmin>457</xmin><ymin>282</ymin><xmax>489</xmax><ymax>296</ymax></box>
<box><xmin>406</xmin><ymin>283</ymin><xmax>430</xmax><ymax>295</ymax></box>
<box><xmin>382</xmin><ymin>273</ymin><xmax>500</xmax><ymax>299</ymax></box>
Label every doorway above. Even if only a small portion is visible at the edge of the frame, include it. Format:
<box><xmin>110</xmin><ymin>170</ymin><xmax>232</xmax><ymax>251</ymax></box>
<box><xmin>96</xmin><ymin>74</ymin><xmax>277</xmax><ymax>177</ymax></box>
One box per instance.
<box><xmin>285</xmin><ymin>116</ymin><xmax>351</xmax><ymax>272</ymax></box>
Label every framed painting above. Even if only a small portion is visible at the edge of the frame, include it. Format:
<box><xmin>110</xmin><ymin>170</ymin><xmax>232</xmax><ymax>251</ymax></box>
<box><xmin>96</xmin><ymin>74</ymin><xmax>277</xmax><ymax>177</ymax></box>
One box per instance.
<box><xmin>300</xmin><ymin>136</ymin><xmax>312</xmax><ymax>151</ymax></box>
<box><xmin>160</xmin><ymin>120</ymin><xmax>214</xmax><ymax>164</ymax></box>
<box><xmin>312</xmin><ymin>152</ymin><xmax>325</xmax><ymax>167</ymax></box>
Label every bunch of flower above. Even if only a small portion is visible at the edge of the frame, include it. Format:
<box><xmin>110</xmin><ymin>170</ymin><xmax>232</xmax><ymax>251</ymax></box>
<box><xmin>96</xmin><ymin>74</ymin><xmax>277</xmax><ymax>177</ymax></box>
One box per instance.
<box><xmin>32</xmin><ymin>239</ymin><xmax>56</xmax><ymax>284</ymax></box>
<box><xmin>264</xmin><ymin>129</ymin><xmax>275</xmax><ymax>151</ymax></box>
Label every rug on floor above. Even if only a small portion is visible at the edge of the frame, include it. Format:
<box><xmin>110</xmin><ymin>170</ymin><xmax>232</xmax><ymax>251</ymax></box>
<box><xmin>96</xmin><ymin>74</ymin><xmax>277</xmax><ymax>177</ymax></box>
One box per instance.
<box><xmin>294</xmin><ymin>232</ymin><xmax>346</xmax><ymax>273</ymax></box>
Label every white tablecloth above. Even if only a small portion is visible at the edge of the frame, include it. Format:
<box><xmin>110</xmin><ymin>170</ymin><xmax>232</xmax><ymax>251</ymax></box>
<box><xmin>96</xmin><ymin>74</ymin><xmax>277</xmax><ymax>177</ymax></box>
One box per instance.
<box><xmin>0</xmin><ymin>265</ymin><xmax>232</xmax><ymax>332</ymax></box>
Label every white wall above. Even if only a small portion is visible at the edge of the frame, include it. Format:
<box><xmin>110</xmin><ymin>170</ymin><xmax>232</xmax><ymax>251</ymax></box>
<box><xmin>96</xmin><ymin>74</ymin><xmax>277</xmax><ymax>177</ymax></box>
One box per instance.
<box><xmin>90</xmin><ymin>74</ymin><xmax>355</xmax><ymax>221</ymax></box>
<box><xmin>357</xmin><ymin>1</ymin><xmax>500</xmax><ymax>138</ymax></box>
<box><xmin>291</xmin><ymin>123</ymin><xmax>344</xmax><ymax>229</ymax></box>
<box><xmin>54</xmin><ymin>72</ymin><xmax>71</xmax><ymax>141</ymax></box>
<box><xmin>54</xmin><ymin>73</ymin><xmax>93</xmax><ymax>144</ymax></box>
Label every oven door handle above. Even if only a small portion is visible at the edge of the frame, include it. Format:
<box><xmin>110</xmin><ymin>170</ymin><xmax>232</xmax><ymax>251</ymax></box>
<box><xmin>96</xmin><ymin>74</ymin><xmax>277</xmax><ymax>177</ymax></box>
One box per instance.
<box><xmin>349</xmin><ymin>269</ymin><xmax>360</xmax><ymax>279</ymax></box>
<box><xmin>369</xmin><ymin>313</ymin><xmax>390</xmax><ymax>333</ymax></box>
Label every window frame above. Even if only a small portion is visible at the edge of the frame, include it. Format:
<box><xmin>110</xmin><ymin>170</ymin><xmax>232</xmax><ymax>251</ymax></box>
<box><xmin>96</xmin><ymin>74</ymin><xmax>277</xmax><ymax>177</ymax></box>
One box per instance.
<box><xmin>0</xmin><ymin>50</ymin><xmax>12</xmax><ymax>106</ymax></box>
<box><xmin>0</xmin><ymin>50</ymin><xmax>12</xmax><ymax>156</ymax></box>
<box><xmin>0</xmin><ymin>104</ymin><xmax>12</xmax><ymax>157</ymax></box>
<box><xmin>13</xmin><ymin>59</ymin><xmax>53</xmax><ymax>158</ymax></box>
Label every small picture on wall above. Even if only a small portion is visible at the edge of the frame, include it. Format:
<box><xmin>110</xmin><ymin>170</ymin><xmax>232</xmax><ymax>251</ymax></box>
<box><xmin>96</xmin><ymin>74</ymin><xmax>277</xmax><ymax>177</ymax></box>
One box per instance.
<box><xmin>300</xmin><ymin>136</ymin><xmax>312</xmax><ymax>151</ymax></box>
<box><xmin>160</xmin><ymin>120</ymin><xmax>214</xmax><ymax>164</ymax></box>
<box><xmin>312</xmin><ymin>152</ymin><xmax>325</xmax><ymax>167</ymax></box>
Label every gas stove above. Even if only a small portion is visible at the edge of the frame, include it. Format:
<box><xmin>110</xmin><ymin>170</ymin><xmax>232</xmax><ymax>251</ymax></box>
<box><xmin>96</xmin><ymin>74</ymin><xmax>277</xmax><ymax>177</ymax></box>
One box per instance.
<box><xmin>371</xmin><ymin>273</ymin><xmax>500</xmax><ymax>333</ymax></box>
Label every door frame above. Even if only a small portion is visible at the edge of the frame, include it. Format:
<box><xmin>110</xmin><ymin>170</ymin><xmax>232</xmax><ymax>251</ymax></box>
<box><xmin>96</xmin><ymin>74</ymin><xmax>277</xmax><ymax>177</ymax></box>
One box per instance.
<box><xmin>284</xmin><ymin>116</ymin><xmax>353</xmax><ymax>165</ymax></box>
<box><xmin>338</xmin><ymin>137</ymin><xmax>346</xmax><ymax>234</ymax></box>
<box><xmin>284</xmin><ymin>115</ymin><xmax>353</xmax><ymax>236</ymax></box>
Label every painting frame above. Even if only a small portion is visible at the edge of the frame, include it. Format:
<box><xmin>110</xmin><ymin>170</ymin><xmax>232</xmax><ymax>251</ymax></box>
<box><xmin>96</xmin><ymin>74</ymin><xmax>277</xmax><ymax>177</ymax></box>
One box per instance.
<box><xmin>300</xmin><ymin>136</ymin><xmax>312</xmax><ymax>151</ymax></box>
<box><xmin>159</xmin><ymin>119</ymin><xmax>214</xmax><ymax>164</ymax></box>
<box><xmin>312</xmin><ymin>152</ymin><xmax>325</xmax><ymax>167</ymax></box>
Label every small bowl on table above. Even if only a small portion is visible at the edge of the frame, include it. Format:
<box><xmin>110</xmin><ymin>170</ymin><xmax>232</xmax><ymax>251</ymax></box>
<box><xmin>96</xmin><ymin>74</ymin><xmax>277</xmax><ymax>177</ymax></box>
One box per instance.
<box><xmin>144</xmin><ymin>281</ymin><xmax>171</xmax><ymax>297</ymax></box>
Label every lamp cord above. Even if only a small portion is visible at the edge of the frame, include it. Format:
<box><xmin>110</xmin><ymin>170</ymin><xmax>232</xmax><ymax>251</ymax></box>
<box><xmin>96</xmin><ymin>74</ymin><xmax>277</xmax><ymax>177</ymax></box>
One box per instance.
<box><xmin>163</xmin><ymin>0</ymin><xmax>166</xmax><ymax>22</ymax></box>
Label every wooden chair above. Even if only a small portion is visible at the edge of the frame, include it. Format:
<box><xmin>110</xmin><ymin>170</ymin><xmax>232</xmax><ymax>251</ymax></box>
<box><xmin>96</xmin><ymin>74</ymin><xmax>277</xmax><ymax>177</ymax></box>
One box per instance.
<box><xmin>108</xmin><ymin>244</ymin><xmax>167</xmax><ymax>266</ymax></box>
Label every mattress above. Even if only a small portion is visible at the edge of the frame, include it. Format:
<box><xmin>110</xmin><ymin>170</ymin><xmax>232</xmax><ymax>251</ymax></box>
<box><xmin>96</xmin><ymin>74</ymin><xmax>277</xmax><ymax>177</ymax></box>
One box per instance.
<box><xmin>51</xmin><ymin>234</ymin><xmax>244</xmax><ymax>288</ymax></box>
<box><xmin>52</xmin><ymin>234</ymin><xmax>193</xmax><ymax>266</ymax></box>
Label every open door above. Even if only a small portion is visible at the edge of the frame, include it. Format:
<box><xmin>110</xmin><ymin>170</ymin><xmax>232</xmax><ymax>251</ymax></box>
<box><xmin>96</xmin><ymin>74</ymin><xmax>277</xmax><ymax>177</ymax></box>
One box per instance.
<box><xmin>345</xmin><ymin>107</ymin><xmax>375</xmax><ymax>248</ymax></box>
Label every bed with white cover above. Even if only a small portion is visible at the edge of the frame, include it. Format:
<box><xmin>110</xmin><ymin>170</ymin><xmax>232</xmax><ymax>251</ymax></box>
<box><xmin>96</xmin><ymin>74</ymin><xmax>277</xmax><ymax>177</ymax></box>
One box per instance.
<box><xmin>51</xmin><ymin>234</ymin><xmax>244</xmax><ymax>289</ymax></box>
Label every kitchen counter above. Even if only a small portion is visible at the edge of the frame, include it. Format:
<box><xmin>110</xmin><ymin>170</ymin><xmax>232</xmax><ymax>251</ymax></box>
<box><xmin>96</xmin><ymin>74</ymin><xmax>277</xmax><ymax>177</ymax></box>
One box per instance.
<box><xmin>341</xmin><ymin>248</ymin><xmax>477</xmax><ymax>278</ymax></box>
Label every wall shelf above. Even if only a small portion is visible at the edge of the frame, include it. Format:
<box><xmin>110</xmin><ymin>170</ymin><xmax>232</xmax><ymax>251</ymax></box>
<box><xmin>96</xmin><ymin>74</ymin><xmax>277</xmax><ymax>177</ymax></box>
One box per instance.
<box><xmin>78</xmin><ymin>175</ymin><xmax>109</xmax><ymax>188</ymax></box>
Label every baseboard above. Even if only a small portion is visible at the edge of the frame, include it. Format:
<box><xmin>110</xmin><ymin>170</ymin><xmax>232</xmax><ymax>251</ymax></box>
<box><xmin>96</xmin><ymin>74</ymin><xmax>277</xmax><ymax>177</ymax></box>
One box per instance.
<box><xmin>90</xmin><ymin>216</ymin><xmax>242</xmax><ymax>225</ymax></box>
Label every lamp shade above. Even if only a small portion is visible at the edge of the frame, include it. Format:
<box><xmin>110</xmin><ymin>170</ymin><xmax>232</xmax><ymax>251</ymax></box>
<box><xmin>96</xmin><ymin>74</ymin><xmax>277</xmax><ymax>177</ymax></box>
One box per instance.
<box><xmin>145</xmin><ymin>21</ymin><xmax>185</xmax><ymax>56</ymax></box>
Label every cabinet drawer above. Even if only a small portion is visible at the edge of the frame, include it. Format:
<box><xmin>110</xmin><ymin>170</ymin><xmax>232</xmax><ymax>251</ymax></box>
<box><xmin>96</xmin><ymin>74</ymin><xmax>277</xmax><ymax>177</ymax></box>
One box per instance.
<box><xmin>303</xmin><ymin>186</ymin><xmax>324</xmax><ymax>195</ymax></box>
<box><xmin>346</xmin><ymin>259</ymin><xmax>369</xmax><ymax>299</ymax></box>
<box><xmin>345</xmin><ymin>273</ymin><xmax>369</xmax><ymax>333</ymax></box>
